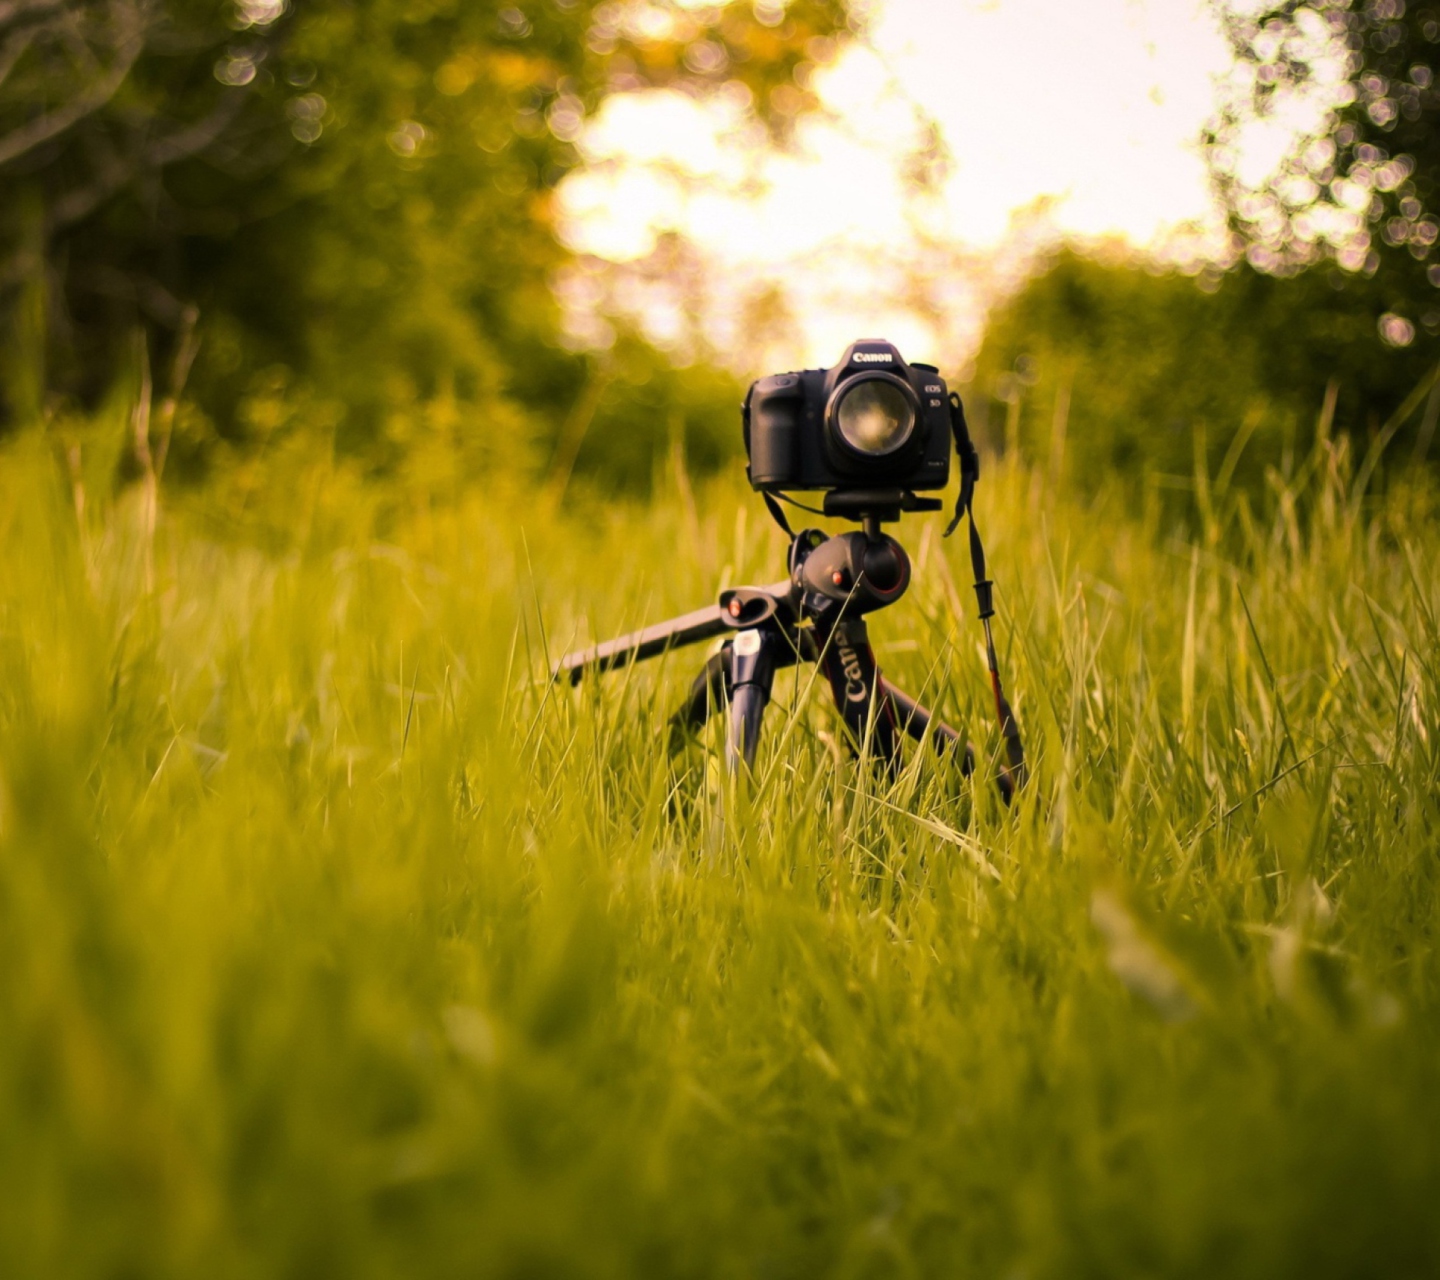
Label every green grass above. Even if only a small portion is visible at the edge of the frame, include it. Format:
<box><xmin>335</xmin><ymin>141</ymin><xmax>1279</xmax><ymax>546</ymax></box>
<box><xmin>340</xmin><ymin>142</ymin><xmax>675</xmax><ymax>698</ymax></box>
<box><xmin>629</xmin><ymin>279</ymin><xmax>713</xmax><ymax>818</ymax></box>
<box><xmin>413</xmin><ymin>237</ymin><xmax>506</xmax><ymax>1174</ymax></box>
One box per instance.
<box><xmin>1</xmin><ymin>418</ymin><xmax>1437</xmax><ymax>1279</ymax></box>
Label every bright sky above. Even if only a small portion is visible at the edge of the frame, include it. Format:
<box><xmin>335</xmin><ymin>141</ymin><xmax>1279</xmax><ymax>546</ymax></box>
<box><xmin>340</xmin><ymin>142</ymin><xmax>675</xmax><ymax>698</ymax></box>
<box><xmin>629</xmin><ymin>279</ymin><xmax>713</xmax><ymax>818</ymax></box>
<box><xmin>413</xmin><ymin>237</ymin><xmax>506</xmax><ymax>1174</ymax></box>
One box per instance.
<box><xmin>557</xmin><ymin>0</ymin><xmax>1240</xmax><ymax>367</ymax></box>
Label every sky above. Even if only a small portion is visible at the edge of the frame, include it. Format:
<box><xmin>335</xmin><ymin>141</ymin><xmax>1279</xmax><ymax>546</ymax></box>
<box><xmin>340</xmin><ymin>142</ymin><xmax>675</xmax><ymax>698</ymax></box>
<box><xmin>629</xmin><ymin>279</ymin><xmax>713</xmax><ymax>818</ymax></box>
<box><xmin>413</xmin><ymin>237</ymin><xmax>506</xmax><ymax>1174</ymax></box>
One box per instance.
<box><xmin>556</xmin><ymin>0</ymin><xmax>1245</xmax><ymax>368</ymax></box>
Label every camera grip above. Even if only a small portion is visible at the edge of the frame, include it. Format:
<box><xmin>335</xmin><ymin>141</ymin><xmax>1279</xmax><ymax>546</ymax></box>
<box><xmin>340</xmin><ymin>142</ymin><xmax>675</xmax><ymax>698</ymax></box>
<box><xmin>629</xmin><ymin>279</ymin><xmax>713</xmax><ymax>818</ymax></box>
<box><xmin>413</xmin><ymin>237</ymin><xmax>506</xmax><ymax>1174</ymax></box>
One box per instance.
<box><xmin>747</xmin><ymin>378</ymin><xmax>802</xmax><ymax>486</ymax></box>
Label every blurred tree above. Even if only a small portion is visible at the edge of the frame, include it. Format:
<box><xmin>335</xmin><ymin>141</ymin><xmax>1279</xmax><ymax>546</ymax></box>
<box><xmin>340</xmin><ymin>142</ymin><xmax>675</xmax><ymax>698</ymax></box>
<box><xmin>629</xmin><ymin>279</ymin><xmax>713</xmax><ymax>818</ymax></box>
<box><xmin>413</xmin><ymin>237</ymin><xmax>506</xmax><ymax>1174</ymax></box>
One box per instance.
<box><xmin>1208</xmin><ymin>0</ymin><xmax>1440</xmax><ymax>349</ymax></box>
<box><xmin>0</xmin><ymin>0</ymin><xmax>853</xmax><ymax>485</ymax></box>
<box><xmin>969</xmin><ymin>246</ymin><xmax>1440</xmax><ymax>491</ymax></box>
<box><xmin>972</xmin><ymin>1</ymin><xmax>1440</xmax><ymax>494</ymax></box>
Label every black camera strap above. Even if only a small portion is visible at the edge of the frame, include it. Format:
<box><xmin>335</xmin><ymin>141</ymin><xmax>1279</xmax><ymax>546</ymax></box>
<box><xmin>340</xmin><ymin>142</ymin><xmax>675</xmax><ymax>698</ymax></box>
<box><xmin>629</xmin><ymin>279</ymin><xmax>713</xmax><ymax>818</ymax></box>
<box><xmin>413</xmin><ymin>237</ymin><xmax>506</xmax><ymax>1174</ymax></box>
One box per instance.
<box><xmin>944</xmin><ymin>393</ymin><xmax>1026</xmax><ymax>794</ymax></box>
<box><xmin>761</xmin><ymin>491</ymin><xmax>796</xmax><ymax>537</ymax></box>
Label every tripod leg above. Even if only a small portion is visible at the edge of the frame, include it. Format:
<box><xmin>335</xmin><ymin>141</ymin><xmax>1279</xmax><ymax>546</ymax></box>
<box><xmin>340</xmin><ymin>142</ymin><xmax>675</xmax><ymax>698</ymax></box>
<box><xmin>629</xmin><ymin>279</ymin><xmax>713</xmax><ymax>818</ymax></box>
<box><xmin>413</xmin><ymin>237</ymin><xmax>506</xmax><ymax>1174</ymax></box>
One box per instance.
<box><xmin>668</xmin><ymin>647</ymin><xmax>732</xmax><ymax>753</ymax></box>
<box><xmin>727</xmin><ymin>628</ymin><xmax>780</xmax><ymax>773</ymax></box>
<box><xmin>880</xmin><ymin>678</ymin><xmax>976</xmax><ymax>776</ymax></box>
<box><xmin>817</xmin><ymin>618</ymin><xmax>901</xmax><ymax>776</ymax></box>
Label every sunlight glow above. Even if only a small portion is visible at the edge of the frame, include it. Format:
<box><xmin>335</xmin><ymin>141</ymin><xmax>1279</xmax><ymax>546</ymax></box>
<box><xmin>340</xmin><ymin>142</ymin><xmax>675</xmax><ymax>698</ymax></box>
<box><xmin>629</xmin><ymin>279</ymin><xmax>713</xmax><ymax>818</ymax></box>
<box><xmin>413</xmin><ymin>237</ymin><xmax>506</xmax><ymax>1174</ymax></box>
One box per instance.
<box><xmin>557</xmin><ymin>0</ymin><xmax>1240</xmax><ymax>367</ymax></box>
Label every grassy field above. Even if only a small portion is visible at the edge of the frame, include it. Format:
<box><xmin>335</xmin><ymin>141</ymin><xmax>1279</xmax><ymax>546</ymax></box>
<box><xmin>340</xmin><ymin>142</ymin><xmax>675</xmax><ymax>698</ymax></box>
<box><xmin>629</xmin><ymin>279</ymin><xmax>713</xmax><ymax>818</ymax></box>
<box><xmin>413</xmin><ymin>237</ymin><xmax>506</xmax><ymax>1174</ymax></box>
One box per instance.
<box><xmin>1</xmin><ymin>415</ymin><xmax>1437</xmax><ymax>1279</ymax></box>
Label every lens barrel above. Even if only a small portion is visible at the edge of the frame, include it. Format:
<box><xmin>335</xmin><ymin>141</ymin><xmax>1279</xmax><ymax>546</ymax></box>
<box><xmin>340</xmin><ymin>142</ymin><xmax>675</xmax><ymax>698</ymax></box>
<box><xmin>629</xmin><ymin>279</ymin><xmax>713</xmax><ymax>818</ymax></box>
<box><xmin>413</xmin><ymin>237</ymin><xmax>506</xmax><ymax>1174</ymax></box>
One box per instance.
<box><xmin>828</xmin><ymin>374</ymin><xmax>918</xmax><ymax>459</ymax></box>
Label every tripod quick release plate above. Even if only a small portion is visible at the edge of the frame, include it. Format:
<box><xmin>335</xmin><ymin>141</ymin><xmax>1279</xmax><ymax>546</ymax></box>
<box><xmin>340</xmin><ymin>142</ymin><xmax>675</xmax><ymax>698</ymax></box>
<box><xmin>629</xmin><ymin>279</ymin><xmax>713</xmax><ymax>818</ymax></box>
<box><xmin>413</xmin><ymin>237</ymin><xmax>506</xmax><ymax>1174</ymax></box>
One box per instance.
<box><xmin>821</xmin><ymin>488</ymin><xmax>944</xmax><ymax>523</ymax></box>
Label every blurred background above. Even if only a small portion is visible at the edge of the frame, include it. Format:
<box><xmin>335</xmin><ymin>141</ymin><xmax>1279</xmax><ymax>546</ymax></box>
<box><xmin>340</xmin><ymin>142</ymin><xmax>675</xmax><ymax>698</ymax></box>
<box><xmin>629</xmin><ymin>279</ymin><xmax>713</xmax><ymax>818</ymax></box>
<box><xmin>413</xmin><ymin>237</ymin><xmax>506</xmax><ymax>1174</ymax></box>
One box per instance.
<box><xmin>3</xmin><ymin>0</ymin><xmax>1438</xmax><ymax>502</ymax></box>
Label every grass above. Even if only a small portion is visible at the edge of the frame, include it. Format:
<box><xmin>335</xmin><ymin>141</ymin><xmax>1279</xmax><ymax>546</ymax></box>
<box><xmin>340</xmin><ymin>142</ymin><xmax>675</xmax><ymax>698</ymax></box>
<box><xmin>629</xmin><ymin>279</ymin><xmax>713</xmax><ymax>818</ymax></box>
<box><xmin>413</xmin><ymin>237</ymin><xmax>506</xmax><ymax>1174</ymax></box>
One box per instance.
<box><xmin>0</xmin><ymin>414</ymin><xmax>1437</xmax><ymax>1279</ymax></box>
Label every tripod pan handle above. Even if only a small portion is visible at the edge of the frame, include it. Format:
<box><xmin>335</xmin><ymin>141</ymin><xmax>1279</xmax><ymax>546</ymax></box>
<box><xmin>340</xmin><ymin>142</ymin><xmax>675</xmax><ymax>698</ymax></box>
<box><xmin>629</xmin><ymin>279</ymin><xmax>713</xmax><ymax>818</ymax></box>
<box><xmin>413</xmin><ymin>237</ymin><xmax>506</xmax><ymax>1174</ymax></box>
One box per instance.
<box><xmin>554</xmin><ymin>603</ymin><xmax>730</xmax><ymax>684</ymax></box>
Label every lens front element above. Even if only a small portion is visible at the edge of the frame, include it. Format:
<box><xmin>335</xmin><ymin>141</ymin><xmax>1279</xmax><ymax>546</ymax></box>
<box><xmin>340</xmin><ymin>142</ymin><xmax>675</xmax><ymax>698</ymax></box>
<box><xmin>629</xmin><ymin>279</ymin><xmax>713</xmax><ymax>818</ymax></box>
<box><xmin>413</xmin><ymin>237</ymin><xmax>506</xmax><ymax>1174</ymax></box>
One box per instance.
<box><xmin>834</xmin><ymin>378</ymin><xmax>915</xmax><ymax>456</ymax></box>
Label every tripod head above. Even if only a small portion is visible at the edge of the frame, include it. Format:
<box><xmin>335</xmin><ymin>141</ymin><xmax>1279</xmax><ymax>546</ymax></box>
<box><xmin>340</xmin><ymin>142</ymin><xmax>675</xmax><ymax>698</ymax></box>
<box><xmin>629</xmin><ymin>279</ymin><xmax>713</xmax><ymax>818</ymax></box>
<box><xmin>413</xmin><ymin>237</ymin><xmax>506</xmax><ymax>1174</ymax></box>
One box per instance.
<box><xmin>789</xmin><ymin>526</ymin><xmax>910</xmax><ymax>617</ymax></box>
<box><xmin>555</xmin><ymin>522</ymin><xmax>914</xmax><ymax>688</ymax></box>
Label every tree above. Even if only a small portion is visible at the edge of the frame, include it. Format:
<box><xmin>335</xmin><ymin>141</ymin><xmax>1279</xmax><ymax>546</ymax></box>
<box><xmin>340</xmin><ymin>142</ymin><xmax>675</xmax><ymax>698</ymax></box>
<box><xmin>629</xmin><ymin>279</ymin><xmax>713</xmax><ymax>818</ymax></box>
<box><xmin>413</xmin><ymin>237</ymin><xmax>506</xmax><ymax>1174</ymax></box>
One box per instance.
<box><xmin>969</xmin><ymin>246</ymin><xmax>1440</xmax><ymax>492</ymax></box>
<box><xmin>1</xmin><ymin>0</ymin><xmax>853</xmax><ymax>479</ymax></box>
<box><xmin>1208</xmin><ymin>0</ymin><xmax>1440</xmax><ymax>345</ymax></box>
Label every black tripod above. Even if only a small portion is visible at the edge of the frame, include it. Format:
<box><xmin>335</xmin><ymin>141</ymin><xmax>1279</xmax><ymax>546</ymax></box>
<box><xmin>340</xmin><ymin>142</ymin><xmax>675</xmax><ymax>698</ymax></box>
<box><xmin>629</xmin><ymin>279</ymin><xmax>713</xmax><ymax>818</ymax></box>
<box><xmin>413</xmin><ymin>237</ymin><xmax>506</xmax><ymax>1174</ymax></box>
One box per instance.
<box><xmin>555</xmin><ymin>488</ymin><xmax>1026</xmax><ymax>803</ymax></box>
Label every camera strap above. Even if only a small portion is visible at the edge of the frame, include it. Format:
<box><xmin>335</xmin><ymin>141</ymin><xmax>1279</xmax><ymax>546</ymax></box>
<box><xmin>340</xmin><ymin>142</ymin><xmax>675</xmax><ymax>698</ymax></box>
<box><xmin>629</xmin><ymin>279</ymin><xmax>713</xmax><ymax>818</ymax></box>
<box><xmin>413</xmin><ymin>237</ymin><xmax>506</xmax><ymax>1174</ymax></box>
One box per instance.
<box><xmin>762</xmin><ymin>491</ymin><xmax>797</xmax><ymax>538</ymax></box>
<box><xmin>944</xmin><ymin>393</ymin><xmax>1026</xmax><ymax>795</ymax></box>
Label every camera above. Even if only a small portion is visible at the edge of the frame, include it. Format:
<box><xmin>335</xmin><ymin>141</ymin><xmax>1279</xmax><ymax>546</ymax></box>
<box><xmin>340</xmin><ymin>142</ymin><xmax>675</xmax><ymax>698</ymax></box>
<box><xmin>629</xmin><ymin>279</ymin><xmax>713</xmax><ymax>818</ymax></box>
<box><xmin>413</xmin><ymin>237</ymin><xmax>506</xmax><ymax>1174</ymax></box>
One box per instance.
<box><xmin>556</xmin><ymin>338</ymin><xmax>1023</xmax><ymax>799</ymax></box>
<box><xmin>743</xmin><ymin>339</ymin><xmax>952</xmax><ymax>498</ymax></box>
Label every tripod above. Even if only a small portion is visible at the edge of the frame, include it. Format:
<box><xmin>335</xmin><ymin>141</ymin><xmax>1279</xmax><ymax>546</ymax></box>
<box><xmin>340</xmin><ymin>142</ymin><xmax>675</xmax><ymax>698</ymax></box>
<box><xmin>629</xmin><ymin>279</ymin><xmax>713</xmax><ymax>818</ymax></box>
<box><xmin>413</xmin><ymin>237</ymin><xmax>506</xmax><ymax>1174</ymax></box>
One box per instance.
<box><xmin>555</xmin><ymin>489</ymin><xmax>1025</xmax><ymax>803</ymax></box>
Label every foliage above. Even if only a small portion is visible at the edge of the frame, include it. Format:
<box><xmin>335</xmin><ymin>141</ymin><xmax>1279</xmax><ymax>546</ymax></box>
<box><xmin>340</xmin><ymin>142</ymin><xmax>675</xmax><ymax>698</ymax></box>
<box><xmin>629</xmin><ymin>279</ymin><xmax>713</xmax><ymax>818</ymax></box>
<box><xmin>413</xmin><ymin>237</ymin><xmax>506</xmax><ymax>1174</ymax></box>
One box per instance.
<box><xmin>1</xmin><ymin>395</ymin><xmax>1439</xmax><ymax>1275</ymax></box>
<box><xmin>0</xmin><ymin>0</ymin><xmax>852</xmax><ymax>483</ymax></box>
<box><xmin>1208</xmin><ymin>0</ymin><xmax>1440</xmax><ymax>336</ymax></box>
<box><xmin>969</xmin><ymin>246</ymin><xmax>1440</xmax><ymax>489</ymax></box>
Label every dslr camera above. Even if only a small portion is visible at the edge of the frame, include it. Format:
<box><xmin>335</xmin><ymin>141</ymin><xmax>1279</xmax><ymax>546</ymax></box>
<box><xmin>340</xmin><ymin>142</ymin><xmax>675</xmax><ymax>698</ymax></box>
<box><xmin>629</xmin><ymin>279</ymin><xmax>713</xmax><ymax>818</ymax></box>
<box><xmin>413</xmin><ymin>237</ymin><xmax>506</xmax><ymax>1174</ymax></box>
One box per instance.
<box><xmin>743</xmin><ymin>339</ymin><xmax>954</xmax><ymax>507</ymax></box>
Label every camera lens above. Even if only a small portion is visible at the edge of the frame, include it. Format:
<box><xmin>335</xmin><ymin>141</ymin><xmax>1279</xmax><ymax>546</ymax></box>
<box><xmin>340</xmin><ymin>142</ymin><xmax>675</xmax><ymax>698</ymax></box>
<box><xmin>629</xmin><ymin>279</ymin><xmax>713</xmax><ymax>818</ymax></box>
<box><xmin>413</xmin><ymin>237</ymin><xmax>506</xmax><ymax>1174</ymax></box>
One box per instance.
<box><xmin>834</xmin><ymin>378</ymin><xmax>915</xmax><ymax>456</ymax></box>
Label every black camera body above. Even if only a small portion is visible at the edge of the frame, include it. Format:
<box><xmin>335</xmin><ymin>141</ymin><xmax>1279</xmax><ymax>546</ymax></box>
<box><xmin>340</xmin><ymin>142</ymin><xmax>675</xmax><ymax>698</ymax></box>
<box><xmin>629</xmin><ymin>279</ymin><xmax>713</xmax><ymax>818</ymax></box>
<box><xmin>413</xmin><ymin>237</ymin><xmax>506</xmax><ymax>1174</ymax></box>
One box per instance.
<box><xmin>743</xmin><ymin>339</ymin><xmax>952</xmax><ymax>496</ymax></box>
